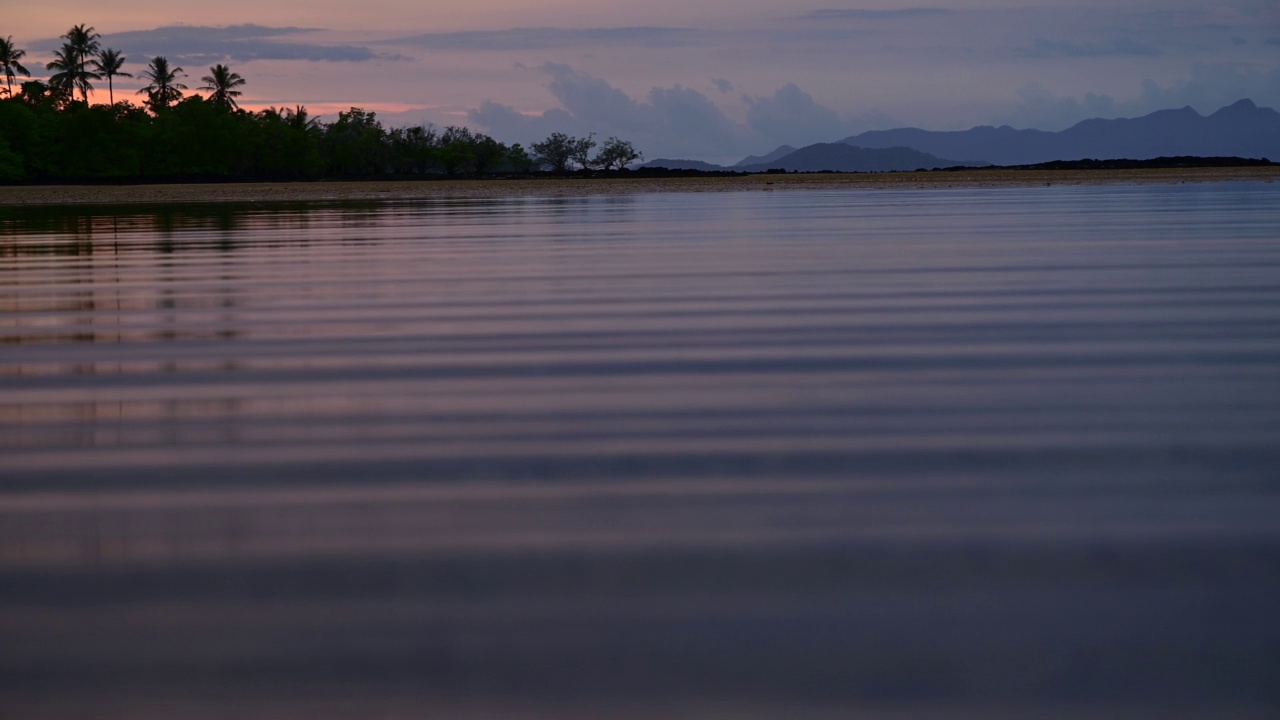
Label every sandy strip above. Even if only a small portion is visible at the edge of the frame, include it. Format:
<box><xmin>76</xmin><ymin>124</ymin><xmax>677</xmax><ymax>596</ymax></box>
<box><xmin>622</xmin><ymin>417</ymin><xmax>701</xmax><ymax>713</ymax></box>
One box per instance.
<box><xmin>2</xmin><ymin>167</ymin><xmax>1278</xmax><ymax>206</ymax></box>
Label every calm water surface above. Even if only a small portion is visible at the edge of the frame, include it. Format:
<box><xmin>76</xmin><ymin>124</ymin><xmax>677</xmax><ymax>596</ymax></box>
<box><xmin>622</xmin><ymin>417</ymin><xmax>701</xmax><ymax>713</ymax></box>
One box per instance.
<box><xmin>2</xmin><ymin>183</ymin><xmax>1279</xmax><ymax>717</ymax></box>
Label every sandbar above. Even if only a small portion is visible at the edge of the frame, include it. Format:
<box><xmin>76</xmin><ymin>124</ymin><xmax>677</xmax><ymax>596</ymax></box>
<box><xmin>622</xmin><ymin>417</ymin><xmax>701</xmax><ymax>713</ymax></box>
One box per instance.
<box><xmin>3</xmin><ymin>166</ymin><xmax>1278</xmax><ymax>206</ymax></box>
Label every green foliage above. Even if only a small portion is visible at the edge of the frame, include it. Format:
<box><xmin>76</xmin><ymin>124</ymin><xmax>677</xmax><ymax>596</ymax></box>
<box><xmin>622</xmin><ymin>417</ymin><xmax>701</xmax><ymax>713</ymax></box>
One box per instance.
<box><xmin>470</xmin><ymin>133</ymin><xmax>506</xmax><ymax>175</ymax></box>
<box><xmin>251</xmin><ymin>106</ymin><xmax>323</xmax><ymax>179</ymax></box>
<box><xmin>506</xmin><ymin>143</ymin><xmax>535</xmax><ymax>173</ymax></box>
<box><xmin>435</xmin><ymin>126</ymin><xmax>507</xmax><ymax>176</ymax></box>
<box><xmin>388</xmin><ymin>124</ymin><xmax>438</xmax><ymax>174</ymax></box>
<box><xmin>47</xmin><ymin>102</ymin><xmax>143</xmax><ymax>178</ymax></box>
<box><xmin>0</xmin><ymin>134</ymin><xmax>23</xmax><ymax>180</ymax></box>
<box><xmin>570</xmin><ymin>133</ymin><xmax>596</xmax><ymax>170</ymax></box>
<box><xmin>143</xmin><ymin>96</ymin><xmax>249</xmax><ymax>177</ymax></box>
<box><xmin>0</xmin><ymin>93</ymin><xmax>55</xmax><ymax>177</ymax></box>
<box><xmin>531</xmin><ymin>132</ymin><xmax>574</xmax><ymax>173</ymax></box>
<box><xmin>323</xmin><ymin>107</ymin><xmax>388</xmax><ymax>176</ymax></box>
<box><xmin>437</xmin><ymin>125</ymin><xmax>475</xmax><ymax>175</ymax></box>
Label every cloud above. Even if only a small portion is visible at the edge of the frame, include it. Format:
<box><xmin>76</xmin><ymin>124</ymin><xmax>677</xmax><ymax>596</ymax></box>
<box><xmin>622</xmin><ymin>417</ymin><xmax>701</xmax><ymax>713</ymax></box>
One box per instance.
<box><xmin>1021</xmin><ymin>37</ymin><xmax>1163</xmax><ymax>58</ymax></box>
<box><xmin>801</xmin><ymin>8</ymin><xmax>951</xmax><ymax>20</ymax></box>
<box><xmin>533</xmin><ymin>63</ymin><xmax>745</xmax><ymax>155</ymax></box>
<box><xmin>989</xmin><ymin>63</ymin><xmax>1280</xmax><ymax>131</ymax></box>
<box><xmin>712</xmin><ymin>78</ymin><xmax>734</xmax><ymax>94</ymax></box>
<box><xmin>91</xmin><ymin>24</ymin><xmax>396</xmax><ymax>64</ymax></box>
<box><xmin>466</xmin><ymin>100</ymin><xmax>582</xmax><ymax>143</ymax></box>
<box><xmin>541</xmin><ymin>62</ymin><xmax>655</xmax><ymax>133</ymax></box>
<box><xmin>648</xmin><ymin>84</ymin><xmax>745</xmax><ymax>148</ymax></box>
<box><xmin>745</xmin><ymin>84</ymin><xmax>849</xmax><ymax>143</ymax></box>
<box><xmin>1135</xmin><ymin>62</ymin><xmax>1280</xmax><ymax>112</ymax></box>
<box><xmin>991</xmin><ymin>83</ymin><xmax>1119</xmax><ymax>131</ymax></box>
<box><xmin>388</xmin><ymin>27</ymin><xmax>698</xmax><ymax>51</ymax></box>
<box><xmin>467</xmin><ymin>63</ymin><xmax>901</xmax><ymax>162</ymax></box>
<box><xmin>1269</xmin><ymin>38</ymin><xmax>1280</xmax><ymax>46</ymax></box>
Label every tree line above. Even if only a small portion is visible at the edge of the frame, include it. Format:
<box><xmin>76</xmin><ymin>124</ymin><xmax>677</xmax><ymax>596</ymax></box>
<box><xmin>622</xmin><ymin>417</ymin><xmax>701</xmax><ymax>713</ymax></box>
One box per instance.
<box><xmin>0</xmin><ymin>26</ymin><xmax>641</xmax><ymax>182</ymax></box>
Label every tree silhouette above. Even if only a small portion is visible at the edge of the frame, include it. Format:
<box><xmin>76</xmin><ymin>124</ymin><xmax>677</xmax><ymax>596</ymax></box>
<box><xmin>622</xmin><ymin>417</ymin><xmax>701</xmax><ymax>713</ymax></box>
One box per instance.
<box><xmin>506</xmin><ymin>143</ymin><xmax>535</xmax><ymax>173</ymax></box>
<box><xmin>532</xmin><ymin>132</ymin><xmax>578</xmax><ymax>173</ymax></box>
<box><xmin>0</xmin><ymin>20</ymin><xmax>645</xmax><ymax>185</ymax></box>
<box><xmin>284</xmin><ymin>105</ymin><xmax>318</xmax><ymax>132</ymax></box>
<box><xmin>63</xmin><ymin>25</ymin><xmax>101</xmax><ymax>102</ymax></box>
<box><xmin>16</xmin><ymin>79</ymin><xmax>52</xmax><ymax>107</ymax></box>
<box><xmin>45</xmin><ymin>43</ymin><xmax>81</xmax><ymax>103</ymax></box>
<box><xmin>137</xmin><ymin>56</ymin><xmax>186</xmax><ymax>113</ymax></box>
<box><xmin>92</xmin><ymin>48</ymin><xmax>131</xmax><ymax>105</ymax></box>
<box><xmin>0</xmin><ymin>36</ymin><xmax>31</xmax><ymax>98</ymax></box>
<box><xmin>570</xmin><ymin>133</ymin><xmax>596</xmax><ymax>170</ymax></box>
<box><xmin>595</xmin><ymin>136</ymin><xmax>642</xmax><ymax>170</ymax></box>
<box><xmin>199</xmin><ymin>64</ymin><xmax>245</xmax><ymax>110</ymax></box>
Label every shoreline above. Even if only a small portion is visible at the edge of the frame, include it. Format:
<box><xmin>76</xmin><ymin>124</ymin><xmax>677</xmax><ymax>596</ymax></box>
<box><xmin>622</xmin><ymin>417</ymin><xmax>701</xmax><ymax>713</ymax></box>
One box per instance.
<box><xmin>2</xmin><ymin>166</ymin><xmax>1278</xmax><ymax>206</ymax></box>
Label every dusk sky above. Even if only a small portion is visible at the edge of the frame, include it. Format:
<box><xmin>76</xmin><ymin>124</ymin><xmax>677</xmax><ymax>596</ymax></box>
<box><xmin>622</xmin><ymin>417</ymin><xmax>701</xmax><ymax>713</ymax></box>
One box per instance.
<box><xmin>12</xmin><ymin>1</ymin><xmax>1280</xmax><ymax>162</ymax></box>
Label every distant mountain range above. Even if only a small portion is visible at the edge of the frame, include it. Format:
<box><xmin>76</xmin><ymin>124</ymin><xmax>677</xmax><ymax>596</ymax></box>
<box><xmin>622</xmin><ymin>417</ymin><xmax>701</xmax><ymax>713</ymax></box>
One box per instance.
<box><xmin>736</xmin><ymin>145</ymin><xmax>797</xmax><ymax>166</ymax></box>
<box><xmin>646</xmin><ymin>145</ymin><xmax>981</xmax><ymax>173</ymax></box>
<box><xmin>738</xmin><ymin>144</ymin><xmax>987</xmax><ymax>172</ymax></box>
<box><xmin>641</xmin><ymin>99</ymin><xmax>1280</xmax><ymax>172</ymax></box>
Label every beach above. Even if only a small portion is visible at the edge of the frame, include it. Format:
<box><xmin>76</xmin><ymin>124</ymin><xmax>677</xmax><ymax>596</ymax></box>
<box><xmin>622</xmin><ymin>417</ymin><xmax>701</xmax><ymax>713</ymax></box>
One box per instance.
<box><xmin>2</xmin><ymin>166</ymin><xmax>1278</xmax><ymax>206</ymax></box>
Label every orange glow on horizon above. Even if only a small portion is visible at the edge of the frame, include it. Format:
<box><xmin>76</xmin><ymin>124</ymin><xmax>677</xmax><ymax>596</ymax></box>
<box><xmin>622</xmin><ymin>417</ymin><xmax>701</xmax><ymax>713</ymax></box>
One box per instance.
<box><xmin>63</xmin><ymin>90</ymin><xmax>444</xmax><ymax>123</ymax></box>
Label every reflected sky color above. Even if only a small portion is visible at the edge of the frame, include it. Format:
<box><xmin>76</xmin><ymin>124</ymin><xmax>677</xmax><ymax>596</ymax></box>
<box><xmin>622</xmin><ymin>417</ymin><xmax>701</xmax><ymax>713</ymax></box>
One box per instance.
<box><xmin>2</xmin><ymin>185</ymin><xmax>1280</xmax><ymax>716</ymax></box>
<box><xmin>7</xmin><ymin>1</ymin><xmax>1280</xmax><ymax>161</ymax></box>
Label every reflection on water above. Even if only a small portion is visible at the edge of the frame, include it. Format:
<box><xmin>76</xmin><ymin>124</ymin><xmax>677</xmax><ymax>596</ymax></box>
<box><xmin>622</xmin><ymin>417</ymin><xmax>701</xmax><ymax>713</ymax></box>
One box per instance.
<box><xmin>2</xmin><ymin>185</ymin><xmax>1280</xmax><ymax>717</ymax></box>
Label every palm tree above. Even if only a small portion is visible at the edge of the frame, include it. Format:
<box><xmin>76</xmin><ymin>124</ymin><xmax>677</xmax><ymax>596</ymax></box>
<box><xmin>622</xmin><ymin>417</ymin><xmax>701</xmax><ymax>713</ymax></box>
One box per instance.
<box><xmin>45</xmin><ymin>42</ymin><xmax>80</xmax><ymax>101</ymax></box>
<box><xmin>66</xmin><ymin>24</ymin><xmax>100</xmax><ymax>51</ymax></box>
<box><xmin>62</xmin><ymin>24</ymin><xmax>101</xmax><ymax>102</ymax></box>
<box><xmin>0</xmin><ymin>36</ymin><xmax>31</xmax><ymax>97</ymax></box>
<box><xmin>285</xmin><ymin>105</ymin><xmax>318</xmax><ymax>132</ymax></box>
<box><xmin>199</xmin><ymin>64</ymin><xmax>245</xmax><ymax>110</ymax></box>
<box><xmin>137</xmin><ymin>56</ymin><xmax>186</xmax><ymax>112</ymax></box>
<box><xmin>91</xmin><ymin>48</ymin><xmax>131</xmax><ymax>105</ymax></box>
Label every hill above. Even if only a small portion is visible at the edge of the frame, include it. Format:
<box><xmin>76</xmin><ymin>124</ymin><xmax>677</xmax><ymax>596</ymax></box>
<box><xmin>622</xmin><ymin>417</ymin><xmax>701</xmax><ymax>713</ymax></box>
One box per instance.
<box><xmin>840</xmin><ymin>99</ymin><xmax>1280</xmax><ymax>166</ymax></box>
<box><xmin>735</xmin><ymin>145</ymin><xmax>797</xmax><ymax>167</ymax></box>
<box><xmin>644</xmin><ymin>144</ymin><xmax>980</xmax><ymax>173</ymax></box>
<box><xmin>639</xmin><ymin>158</ymin><xmax>728</xmax><ymax>172</ymax></box>
<box><xmin>735</xmin><ymin>144</ymin><xmax>983</xmax><ymax>172</ymax></box>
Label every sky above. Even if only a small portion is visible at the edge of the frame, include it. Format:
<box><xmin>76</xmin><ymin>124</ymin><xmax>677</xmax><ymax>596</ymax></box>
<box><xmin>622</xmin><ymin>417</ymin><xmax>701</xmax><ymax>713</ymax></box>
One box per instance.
<box><xmin>9</xmin><ymin>0</ymin><xmax>1280</xmax><ymax>162</ymax></box>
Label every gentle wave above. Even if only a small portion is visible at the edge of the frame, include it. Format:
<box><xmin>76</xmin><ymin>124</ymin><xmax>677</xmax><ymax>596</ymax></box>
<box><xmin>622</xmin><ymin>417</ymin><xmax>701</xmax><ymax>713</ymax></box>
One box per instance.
<box><xmin>2</xmin><ymin>184</ymin><xmax>1279</xmax><ymax>716</ymax></box>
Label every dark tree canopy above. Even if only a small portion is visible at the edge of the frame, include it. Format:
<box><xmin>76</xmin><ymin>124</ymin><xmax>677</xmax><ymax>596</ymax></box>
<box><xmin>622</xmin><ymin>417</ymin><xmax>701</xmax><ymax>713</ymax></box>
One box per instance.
<box><xmin>0</xmin><ymin>25</ymin><xmax>641</xmax><ymax>184</ymax></box>
<box><xmin>595</xmin><ymin>136</ymin><xmax>642</xmax><ymax>170</ymax></box>
<box><xmin>532</xmin><ymin>132</ymin><xmax>599</xmax><ymax>173</ymax></box>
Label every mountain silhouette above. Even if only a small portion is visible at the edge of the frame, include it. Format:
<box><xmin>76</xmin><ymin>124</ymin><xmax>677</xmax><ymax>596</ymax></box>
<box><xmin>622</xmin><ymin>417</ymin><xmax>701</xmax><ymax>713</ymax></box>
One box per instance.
<box><xmin>736</xmin><ymin>145</ymin><xmax>797</xmax><ymax>167</ymax></box>
<box><xmin>838</xmin><ymin>99</ymin><xmax>1279</xmax><ymax>166</ymax></box>
<box><xmin>735</xmin><ymin>144</ymin><xmax>982</xmax><ymax>172</ymax></box>
<box><xmin>643</xmin><ymin>144</ymin><xmax>978</xmax><ymax>173</ymax></box>
<box><xmin>641</xmin><ymin>100</ymin><xmax>1279</xmax><ymax>172</ymax></box>
<box><xmin>639</xmin><ymin>158</ymin><xmax>729</xmax><ymax>171</ymax></box>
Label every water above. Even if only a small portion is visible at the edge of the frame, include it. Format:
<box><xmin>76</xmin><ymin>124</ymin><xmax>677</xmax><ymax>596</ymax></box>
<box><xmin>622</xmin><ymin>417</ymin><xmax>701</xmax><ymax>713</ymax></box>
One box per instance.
<box><xmin>2</xmin><ymin>183</ymin><xmax>1279</xmax><ymax>717</ymax></box>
